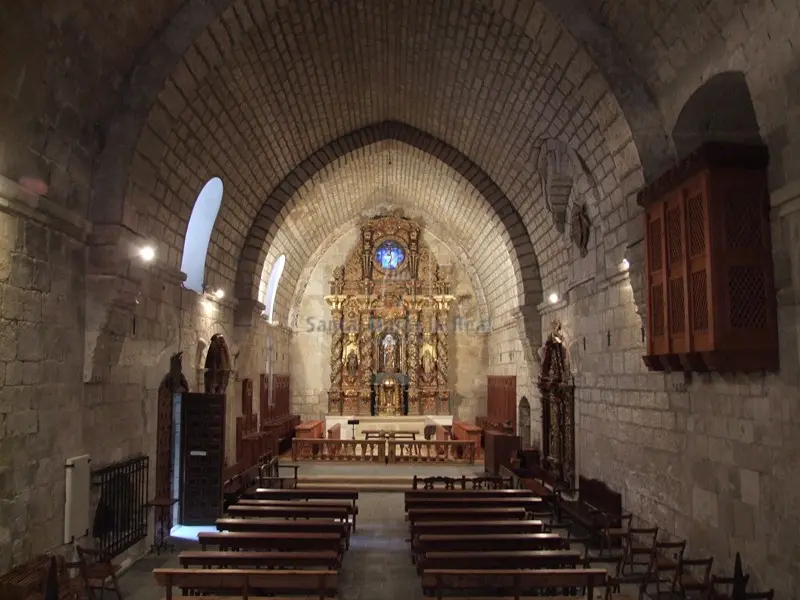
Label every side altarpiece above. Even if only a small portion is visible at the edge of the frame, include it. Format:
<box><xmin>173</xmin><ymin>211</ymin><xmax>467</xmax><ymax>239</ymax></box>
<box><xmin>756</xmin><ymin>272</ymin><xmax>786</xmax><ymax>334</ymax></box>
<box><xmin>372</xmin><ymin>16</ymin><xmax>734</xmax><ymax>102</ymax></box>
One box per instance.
<box><xmin>537</xmin><ymin>320</ymin><xmax>576</xmax><ymax>490</ymax></box>
<box><xmin>325</xmin><ymin>213</ymin><xmax>455</xmax><ymax>416</ymax></box>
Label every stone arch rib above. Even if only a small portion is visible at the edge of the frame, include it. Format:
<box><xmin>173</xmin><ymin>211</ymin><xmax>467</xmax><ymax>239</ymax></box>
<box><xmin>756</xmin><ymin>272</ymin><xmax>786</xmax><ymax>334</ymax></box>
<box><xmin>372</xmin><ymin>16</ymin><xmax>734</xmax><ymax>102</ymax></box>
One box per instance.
<box><xmin>235</xmin><ymin>121</ymin><xmax>543</xmax><ymax>311</ymax></box>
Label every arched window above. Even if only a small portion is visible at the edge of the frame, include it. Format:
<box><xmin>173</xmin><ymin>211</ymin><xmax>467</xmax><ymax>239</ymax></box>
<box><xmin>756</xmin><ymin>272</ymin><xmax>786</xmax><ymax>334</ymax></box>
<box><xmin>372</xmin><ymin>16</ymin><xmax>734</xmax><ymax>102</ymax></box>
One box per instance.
<box><xmin>264</xmin><ymin>255</ymin><xmax>286</xmax><ymax>323</ymax></box>
<box><xmin>181</xmin><ymin>177</ymin><xmax>224</xmax><ymax>293</ymax></box>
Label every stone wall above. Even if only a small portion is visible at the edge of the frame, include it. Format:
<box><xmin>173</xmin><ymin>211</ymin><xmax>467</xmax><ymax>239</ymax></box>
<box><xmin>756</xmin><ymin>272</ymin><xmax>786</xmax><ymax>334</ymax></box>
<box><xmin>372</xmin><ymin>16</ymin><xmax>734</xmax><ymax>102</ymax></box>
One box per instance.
<box><xmin>0</xmin><ymin>180</ymin><xmax>86</xmax><ymax>571</ymax></box>
<box><xmin>290</xmin><ymin>227</ymin><xmax>488</xmax><ymax>420</ymax></box>
<box><xmin>543</xmin><ymin>181</ymin><xmax>800</xmax><ymax>596</ymax></box>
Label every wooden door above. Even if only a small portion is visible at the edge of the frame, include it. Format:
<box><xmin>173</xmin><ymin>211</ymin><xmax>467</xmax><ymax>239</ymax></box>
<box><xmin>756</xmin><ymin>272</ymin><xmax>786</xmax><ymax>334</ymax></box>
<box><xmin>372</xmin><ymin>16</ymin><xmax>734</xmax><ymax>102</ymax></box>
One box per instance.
<box><xmin>487</xmin><ymin>375</ymin><xmax>516</xmax><ymax>432</ymax></box>
<box><xmin>180</xmin><ymin>393</ymin><xmax>226</xmax><ymax>525</ymax></box>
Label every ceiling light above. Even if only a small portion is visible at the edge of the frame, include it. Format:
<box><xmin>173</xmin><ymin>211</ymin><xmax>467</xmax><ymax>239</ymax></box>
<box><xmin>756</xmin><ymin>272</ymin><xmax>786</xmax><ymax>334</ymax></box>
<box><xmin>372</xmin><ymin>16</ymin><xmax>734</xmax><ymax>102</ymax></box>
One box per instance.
<box><xmin>139</xmin><ymin>246</ymin><xmax>155</xmax><ymax>262</ymax></box>
<box><xmin>622</xmin><ymin>258</ymin><xmax>630</xmax><ymax>270</ymax></box>
<box><xmin>213</xmin><ymin>288</ymin><xmax>225</xmax><ymax>299</ymax></box>
<box><xmin>548</xmin><ymin>292</ymin><xmax>559</xmax><ymax>304</ymax></box>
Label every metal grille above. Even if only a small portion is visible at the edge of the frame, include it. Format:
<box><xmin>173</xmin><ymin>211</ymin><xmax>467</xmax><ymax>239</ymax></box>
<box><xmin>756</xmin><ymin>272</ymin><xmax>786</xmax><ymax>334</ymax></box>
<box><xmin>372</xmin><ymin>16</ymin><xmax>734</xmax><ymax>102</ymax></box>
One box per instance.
<box><xmin>648</xmin><ymin>218</ymin><xmax>662</xmax><ymax>271</ymax></box>
<box><xmin>690</xmin><ymin>270</ymin><xmax>709</xmax><ymax>331</ymax></box>
<box><xmin>686</xmin><ymin>194</ymin><xmax>705</xmax><ymax>256</ymax></box>
<box><xmin>666</xmin><ymin>208</ymin><xmax>682</xmax><ymax>264</ymax></box>
<box><xmin>669</xmin><ymin>277</ymin><xmax>685</xmax><ymax>334</ymax></box>
<box><xmin>651</xmin><ymin>284</ymin><xmax>665</xmax><ymax>336</ymax></box>
<box><xmin>725</xmin><ymin>188</ymin><xmax>763</xmax><ymax>250</ymax></box>
<box><xmin>91</xmin><ymin>455</ymin><xmax>149</xmax><ymax>558</ymax></box>
<box><xmin>728</xmin><ymin>266</ymin><xmax>767</xmax><ymax>329</ymax></box>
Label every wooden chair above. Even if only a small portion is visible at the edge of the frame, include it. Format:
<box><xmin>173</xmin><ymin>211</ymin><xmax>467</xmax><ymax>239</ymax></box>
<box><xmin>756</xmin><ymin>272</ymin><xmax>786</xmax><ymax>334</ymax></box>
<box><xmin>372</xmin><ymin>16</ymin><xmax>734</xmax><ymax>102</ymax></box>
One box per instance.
<box><xmin>644</xmin><ymin>539</ymin><xmax>687</xmax><ymax>598</ymax></box>
<box><xmin>74</xmin><ymin>545</ymin><xmax>123</xmax><ymax>600</ymax></box>
<box><xmin>623</xmin><ymin>526</ymin><xmax>659</xmax><ymax>574</ymax></box>
<box><xmin>601</xmin><ymin>512</ymin><xmax>632</xmax><ymax>555</ymax></box>
<box><xmin>666</xmin><ymin>555</ymin><xmax>714</xmax><ymax>599</ymax></box>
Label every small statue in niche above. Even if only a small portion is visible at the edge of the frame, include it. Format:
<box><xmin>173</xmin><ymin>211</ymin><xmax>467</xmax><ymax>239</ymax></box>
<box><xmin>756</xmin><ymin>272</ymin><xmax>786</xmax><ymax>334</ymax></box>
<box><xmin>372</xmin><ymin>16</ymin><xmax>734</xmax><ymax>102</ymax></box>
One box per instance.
<box><xmin>570</xmin><ymin>203</ymin><xmax>591</xmax><ymax>257</ymax></box>
<box><xmin>420</xmin><ymin>333</ymin><xmax>435</xmax><ymax>382</ymax></box>
<box><xmin>161</xmin><ymin>352</ymin><xmax>189</xmax><ymax>393</ymax></box>
<box><xmin>343</xmin><ymin>333</ymin><xmax>359</xmax><ymax>379</ymax></box>
<box><xmin>330</xmin><ymin>266</ymin><xmax>345</xmax><ymax>295</ymax></box>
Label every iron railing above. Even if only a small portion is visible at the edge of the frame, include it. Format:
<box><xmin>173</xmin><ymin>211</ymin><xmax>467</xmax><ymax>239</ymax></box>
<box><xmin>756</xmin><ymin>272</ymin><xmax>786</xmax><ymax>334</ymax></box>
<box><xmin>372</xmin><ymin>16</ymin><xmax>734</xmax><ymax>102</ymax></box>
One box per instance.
<box><xmin>90</xmin><ymin>454</ymin><xmax>149</xmax><ymax>558</ymax></box>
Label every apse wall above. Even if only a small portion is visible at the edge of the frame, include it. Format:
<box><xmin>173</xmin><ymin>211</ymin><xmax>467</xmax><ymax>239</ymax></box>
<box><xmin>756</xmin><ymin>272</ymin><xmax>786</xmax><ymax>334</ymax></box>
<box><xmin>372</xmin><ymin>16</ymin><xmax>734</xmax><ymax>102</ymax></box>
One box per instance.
<box><xmin>290</xmin><ymin>227</ymin><xmax>487</xmax><ymax>421</ymax></box>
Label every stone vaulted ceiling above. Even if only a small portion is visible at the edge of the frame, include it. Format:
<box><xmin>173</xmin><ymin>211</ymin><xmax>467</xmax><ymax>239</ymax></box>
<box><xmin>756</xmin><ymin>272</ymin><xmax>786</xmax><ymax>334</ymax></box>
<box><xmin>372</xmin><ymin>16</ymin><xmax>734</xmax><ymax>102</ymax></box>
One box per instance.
<box><xmin>3</xmin><ymin>0</ymin><xmax>756</xmax><ymax>324</ymax></box>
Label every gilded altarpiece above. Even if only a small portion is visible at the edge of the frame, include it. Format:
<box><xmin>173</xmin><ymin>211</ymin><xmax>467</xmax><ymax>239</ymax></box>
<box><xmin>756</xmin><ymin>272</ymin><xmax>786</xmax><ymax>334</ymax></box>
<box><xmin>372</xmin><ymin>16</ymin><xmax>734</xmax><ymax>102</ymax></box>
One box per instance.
<box><xmin>537</xmin><ymin>320</ymin><xmax>576</xmax><ymax>489</ymax></box>
<box><xmin>325</xmin><ymin>213</ymin><xmax>454</xmax><ymax>416</ymax></box>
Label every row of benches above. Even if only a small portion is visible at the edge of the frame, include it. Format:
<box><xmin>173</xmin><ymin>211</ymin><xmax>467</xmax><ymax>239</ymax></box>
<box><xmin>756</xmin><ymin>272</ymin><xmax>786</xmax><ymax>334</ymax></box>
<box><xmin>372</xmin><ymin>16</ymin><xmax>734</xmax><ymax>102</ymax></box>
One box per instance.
<box><xmin>154</xmin><ymin>487</ymin><xmax>360</xmax><ymax>599</ymax></box>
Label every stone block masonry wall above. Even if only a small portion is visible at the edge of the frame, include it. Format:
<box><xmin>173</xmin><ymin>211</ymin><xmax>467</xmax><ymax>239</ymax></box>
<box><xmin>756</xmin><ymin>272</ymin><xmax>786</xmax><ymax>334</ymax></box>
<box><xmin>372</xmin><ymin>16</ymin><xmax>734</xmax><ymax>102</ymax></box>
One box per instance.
<box><xmin>547</xmin><ymin>254</ymin><xmax>800</xmax><ymax>595</ymax></box>
<box><xmin>0</xmin><ymin>185</ymin><xmax>86</xmax><ymax>571</ymax></box>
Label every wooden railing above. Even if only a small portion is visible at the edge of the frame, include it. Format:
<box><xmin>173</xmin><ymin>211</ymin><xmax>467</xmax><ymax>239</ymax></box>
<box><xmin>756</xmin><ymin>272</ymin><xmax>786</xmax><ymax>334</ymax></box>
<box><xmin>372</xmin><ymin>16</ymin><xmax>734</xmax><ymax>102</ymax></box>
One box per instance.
<box><xmin>291</xmin><ymin>438</ymin><xmax>386</xmax><ymax>462</ymax></box>
<box><xmin>388</xmin><ymin>440</ymin><xmax>475</xmax><ymax>464</ymax></box>
<box><xmin>290</xmin><ymin>438</ymin><xmax>476</xmax><ymax>464</ymax></box>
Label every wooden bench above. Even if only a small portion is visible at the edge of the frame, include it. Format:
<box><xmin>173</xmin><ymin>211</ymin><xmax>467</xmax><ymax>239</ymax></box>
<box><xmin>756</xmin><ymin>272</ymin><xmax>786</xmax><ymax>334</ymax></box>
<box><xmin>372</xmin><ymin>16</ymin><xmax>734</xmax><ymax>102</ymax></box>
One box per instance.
<box><xmin>216</xmin><ymin>519</ymin><xmax>350</xmax><ymax>548</ymax></box>
<box><xmin>228</xmin><ymin>505</ymin><xmax>350</xmax><ymax>522</ymax></box>
<box><xmin>153</xmin><ymin>567</ymin><xmax>338</xmax><ymax>599</ymax></box>
<box><xmin>418</xmin><ymin>550</ymin><xmax>582</xmax><ymax>573</ymax></box>
<box><xmin>405</xmin><ymin>496</ymin><xmax>543</xmax><ymax>512</ymax></box>
<box><xmin>560</xmin><ymin>476</ymin><xmax>623</xmax><ymax>544</ymax></box>
<box><xmin>410</xmin><ymin>520</ymin><xmax>545</xmax><ymax>551</ymax></box>
<box><xmin>238</xmin><ymin>499</ymin><xmax>359</xmax><ymax>530</ymax></box>
<box><xmin>411</xmin><ymin>475</ymin><xmax>514</xmax><ymax>490</ymax></box>
<box><xmin>178</xmin><ymin>551</ymin><xmax>341</xmax><ymax>570</ymax></box>
<box><xmin>404</xmin><ymin>489</ymin><xmax>533</xmax><ymax>507</ymax></box>
<box><xmin>417</xmin><ymin>533</ymin><xmax>568</xmax><ymax>554</ymax></box>
<box><xmin>198</xmin><ymin>531</ymin><xmax>344</xmax><ymax>555</ymax></box>
<box><xmin>421</xmin><ymin>568</ymin><xmax>607</xmax><ymax>598</ymax></box>
<box><xmin>407</xmin><ymin>507</ymin><xmax>527</xmax><ymax>522</ymax></box>
<box><xmin>245</xmin><ymin>488</ymin><xmax>358</xmax><ymax>504</ymax></box>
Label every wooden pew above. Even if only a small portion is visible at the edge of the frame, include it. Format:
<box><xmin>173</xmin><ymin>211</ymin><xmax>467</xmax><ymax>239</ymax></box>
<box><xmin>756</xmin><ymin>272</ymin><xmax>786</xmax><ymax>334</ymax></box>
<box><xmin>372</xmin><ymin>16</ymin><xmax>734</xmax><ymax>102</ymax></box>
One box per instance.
<box><xmin>417</xmin><ymin>533</ymin><xmax>568</xmax><ymax>554</ymax></box>
<box><xmin>198</xmin><ymin>531</ymin><xmax>343</xmax><ymax>555</ymax></box>
<box><xmin>178</xmin><ymin>550</ymin><xmax>341</xmax><ymax>570</ymax></box>
<box><xmin>153</xmin><ymin>567</ymin><xmax>338</xmax><ymax>600</ymax></box>
<box><xmin>418</xmin><ymin>550</ymin><xmax>582</xmax><ymax>573</ymax></box>
<box><xmin>228</xmin><ymin>504</ymin><xmax>350</xmax><ymax>522</ymax></box>
<box><xmin>245</xmin><ymin>488</ymin><xmax>358</xmax><ymax>506</ymax></box>
<box><xmin>238</xmin><ymin>499</ymin><xmax>359</xmax><ymax>530</ymax></box>
<box><xmin>410</xmin><ymin>520</ymin><xmax>547</xmax><ymax>557</ymax></box>
<box><xmin>410</xmin><ymin>520</ymin><xmax>545</xmax><ymax>551</ymax></box>
<box><xmin>407</xmin><ymin>507</ymin><xmax>526</xmax><ymax>522</ymax></box>
<box><xmin>404</xmin><ymin>488</ymin><xmax>533</xmax><ymax>506</ymax></box>
<box><xmin>404</xmin><ymin>496</ymin><xmax>543</xmax><ymax>511</ymax></box>
<box><xmin>421</xmin><ymin>568</ymin><xmax>606</xmax><ymax>598</ymax></box>
<box><xmin>216</xmin><ymin>518</ymin><xmax>350</xmax><ymax>548</ymax></box>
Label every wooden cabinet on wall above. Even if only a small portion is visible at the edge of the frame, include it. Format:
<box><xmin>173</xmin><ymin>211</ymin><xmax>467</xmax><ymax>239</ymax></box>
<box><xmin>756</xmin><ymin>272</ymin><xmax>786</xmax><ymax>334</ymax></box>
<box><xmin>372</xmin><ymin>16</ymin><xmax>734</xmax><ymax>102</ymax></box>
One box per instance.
<box><xmin>487</xmin><ymin>376</ymin><xmax>516</xmax><ymax>433</ymax></box>
<box><xmin>638</xmin><ymin>143</ymin><xmax>778</xmax><ymax>373</ymax></box>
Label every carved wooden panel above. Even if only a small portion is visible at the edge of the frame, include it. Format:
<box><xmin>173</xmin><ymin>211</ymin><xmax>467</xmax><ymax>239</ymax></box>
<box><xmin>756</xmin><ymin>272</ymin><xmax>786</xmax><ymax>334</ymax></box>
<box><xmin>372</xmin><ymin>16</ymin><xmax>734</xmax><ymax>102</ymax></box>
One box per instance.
<box><xmin>155</xmin><ymin>387</ymin><xmax>173</xmax><ymax>505</ymax></box>
<box><xmin>272</xmin><ymin>374</ymin><xmax>291</xmax><ymax>417</ymax></box>
<box><xmin>259</xmin><ymin>373</ymin><xmax>269</xmax><ymax>421</ymax></box>
<box><xmin>639</xmin><ymin>143</ymin><xmax>777</xmax><ymax>372</ymax></box>
<box><xmin>487</xmin><ymin>375</ymin><xmax>516</xmax><ymax>433</ymax></box>
<box><xmin>241</xmin><ymin>378</ymin><xmax>253</xmax><ymax>416</ymax></box>
<box><xmin>180</xmin><ymin>393</ymin><xmax>225</xmax><ymax>525</ymax></box>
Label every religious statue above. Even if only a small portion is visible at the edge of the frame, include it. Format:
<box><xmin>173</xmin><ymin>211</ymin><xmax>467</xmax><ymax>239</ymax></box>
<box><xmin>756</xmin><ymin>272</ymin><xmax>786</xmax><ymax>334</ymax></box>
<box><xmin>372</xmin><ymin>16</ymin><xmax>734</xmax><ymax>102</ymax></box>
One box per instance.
<box><xmin>330</xmin><ymin>266</ymin><xmax>345</xmax><ymax>295</ymax></box>
<box><xmin>160</xmin><ymin>351</ymin><xmax>189</xmax><ymax>393</ymax></box>
<box><xmin>420</xmin><ymin>333</ymin><xmax>435</xmax><ymax>383</ymax></box>
<box><xmin>379</xmin><ymin>375</ymin><xmax>401</xmax><ymax>415</ymax></box>
<box><xmin>570</xmin><ymin>202</ymin><xmax>591</xmax><ymax>257</ymax></box>
<box><xmin>383</xmin><ymin>336</ymin><xmax>397</xmax><ymax>372</ymax></box>
<box><xmin>343</xmin><ymin>332</ymin><xmax>359</xmax><ymax>379</ymax></box>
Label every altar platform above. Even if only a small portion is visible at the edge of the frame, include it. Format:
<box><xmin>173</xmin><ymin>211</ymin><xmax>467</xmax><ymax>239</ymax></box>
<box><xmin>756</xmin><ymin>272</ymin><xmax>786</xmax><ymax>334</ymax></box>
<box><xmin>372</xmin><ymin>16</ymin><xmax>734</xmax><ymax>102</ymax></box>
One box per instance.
<box><xmin>324</xmin><ymin>415</ymin><xmax>453</xmax><ymax>440</ymax></box>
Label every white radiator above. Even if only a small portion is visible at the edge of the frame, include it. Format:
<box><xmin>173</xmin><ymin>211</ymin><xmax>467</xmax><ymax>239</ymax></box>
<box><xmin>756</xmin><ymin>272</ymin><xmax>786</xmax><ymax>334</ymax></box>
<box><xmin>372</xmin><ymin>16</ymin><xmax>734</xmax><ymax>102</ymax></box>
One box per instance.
<box><xmin>64</xmin><ymin>454</ymin><xmax>91</xmax><ymax>543</ymax></box>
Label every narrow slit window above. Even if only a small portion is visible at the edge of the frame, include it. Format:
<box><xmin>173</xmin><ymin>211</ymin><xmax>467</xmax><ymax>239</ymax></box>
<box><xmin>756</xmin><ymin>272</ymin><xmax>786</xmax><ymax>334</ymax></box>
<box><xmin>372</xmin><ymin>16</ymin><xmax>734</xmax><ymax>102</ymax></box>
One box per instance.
<box><xmin>181</xmin><ymin>177</ymin><xmax>224</xmax><ymax>293</ymax></box>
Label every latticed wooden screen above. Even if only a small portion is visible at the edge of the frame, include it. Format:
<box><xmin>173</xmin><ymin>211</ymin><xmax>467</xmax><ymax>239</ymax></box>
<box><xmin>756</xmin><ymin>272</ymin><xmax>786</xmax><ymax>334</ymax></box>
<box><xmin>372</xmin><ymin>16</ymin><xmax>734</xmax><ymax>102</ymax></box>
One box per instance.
<box><xmin>639</xmin><ymin>142</ymin><xmax>777</xmax><ymax>372</ymax></box>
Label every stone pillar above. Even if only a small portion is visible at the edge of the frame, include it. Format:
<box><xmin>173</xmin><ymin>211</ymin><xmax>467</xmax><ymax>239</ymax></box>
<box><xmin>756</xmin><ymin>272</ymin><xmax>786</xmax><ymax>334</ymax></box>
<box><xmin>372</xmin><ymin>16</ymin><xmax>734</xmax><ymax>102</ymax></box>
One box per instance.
<box><xmin>407</xmin><ymin>307</ymin><xmax>420</xmax><ymax>415</ymax></box>
<box><xmin>359</xmin><ymin>309</ymin><xmax>373</xmax><ymax>415</ymax></box>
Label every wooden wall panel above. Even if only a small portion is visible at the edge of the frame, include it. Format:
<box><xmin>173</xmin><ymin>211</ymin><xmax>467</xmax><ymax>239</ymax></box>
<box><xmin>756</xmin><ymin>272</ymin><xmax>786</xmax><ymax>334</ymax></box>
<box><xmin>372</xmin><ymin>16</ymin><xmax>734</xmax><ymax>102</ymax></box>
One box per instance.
<box><xmin>487</xmin><ymin>375</ymin><xmax>516</xmax><ymax>433</ymax></box>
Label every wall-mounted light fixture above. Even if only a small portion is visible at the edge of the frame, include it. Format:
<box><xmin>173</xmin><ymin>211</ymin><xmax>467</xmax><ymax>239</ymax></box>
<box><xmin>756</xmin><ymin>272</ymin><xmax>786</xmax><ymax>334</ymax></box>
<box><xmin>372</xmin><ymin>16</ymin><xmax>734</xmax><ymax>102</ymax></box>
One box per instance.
<box><xmin>213</xmin><ymin>288</ymin><xmax>225</xmax><ymax>300</ymax></box>
<box><xmin>621</xmin><ymin>258</ymin><xmax>630</xmax><ymax>270</ymax></box>
<box><xmin>548</xmin><ymin>292</ymin><xmax>559</xmax><ymax>304</ymax></box>
<box><xmin>138</xmin><ymin>245</ymin><xmax>155</xmax><ymax>262</ymax></box>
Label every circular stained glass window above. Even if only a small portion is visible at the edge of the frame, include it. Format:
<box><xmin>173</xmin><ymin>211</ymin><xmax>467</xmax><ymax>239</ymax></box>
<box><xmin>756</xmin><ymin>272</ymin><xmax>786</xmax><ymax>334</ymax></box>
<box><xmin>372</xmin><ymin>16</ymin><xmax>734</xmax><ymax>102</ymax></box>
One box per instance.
<box><xmin>375</xmin><ymin>240</ymin><xmax>406</xmax><ymax>270</ymax></box>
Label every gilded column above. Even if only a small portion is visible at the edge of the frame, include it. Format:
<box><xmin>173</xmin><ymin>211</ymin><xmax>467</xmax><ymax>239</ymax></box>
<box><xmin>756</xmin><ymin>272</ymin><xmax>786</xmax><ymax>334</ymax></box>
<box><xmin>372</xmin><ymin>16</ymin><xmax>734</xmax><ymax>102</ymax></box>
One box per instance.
<box><xmin>434</xmin><ymin>295</ymin><xmax>454</xmax><ymax>414</ymax></box>
<box><xmin>358</xmin><ymin>307</ymin><xmax>373</xmax><ymax>415</ymax></box>
<box><xmin>326</xmin><ymin>299</ymin><xmax>344</xmax><ymax>414</ymax></box>
<box><xmin>407</xmin><ymin>307</ymin><xmax>420</xmax><ymax>415</ymax></box>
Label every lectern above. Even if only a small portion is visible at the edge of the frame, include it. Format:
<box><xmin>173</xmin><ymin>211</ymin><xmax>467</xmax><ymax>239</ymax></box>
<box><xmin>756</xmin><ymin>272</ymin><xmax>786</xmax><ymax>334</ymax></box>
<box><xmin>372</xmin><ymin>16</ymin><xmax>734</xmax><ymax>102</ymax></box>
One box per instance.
<box><xmin>484</xmin><ymin>431</ymin><xmax>520</xmax><ymax>476</ymax></box>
